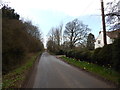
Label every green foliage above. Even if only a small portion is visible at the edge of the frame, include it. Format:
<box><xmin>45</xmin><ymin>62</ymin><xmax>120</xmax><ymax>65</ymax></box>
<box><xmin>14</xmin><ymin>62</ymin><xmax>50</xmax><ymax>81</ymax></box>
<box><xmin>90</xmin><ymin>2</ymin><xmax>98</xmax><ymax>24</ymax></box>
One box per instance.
<box><xmin>112</xmin><ymin>37</ymin><xmax>120</xmax><ymax>72</ymax></box>
<box><xmin>63</xmin><ymin>41</ymin><xmax>120</xmax><ymax>72</ymax></box>
<box><xmin>56</xmin><ymin>49</ymin><xmax>64</xmax><ymax>55</ymax></box>
<box><xmin>2</xmin><ymin>52</ymin><xmax>41</xmax><ymax>88</ymax></box>
<box><xmin>97</xmin><ymin>44</ymin><xmax>113</xmax><ymax>67</ymax></box>
<box><xmin>64</xmin><ymin>49</ymin><xmax>92</xmax><ymax>62</ymax></box>
<box><xmin>61</xmin><ymin>56</ymin><xmax>120</xmax><ymax>84</ymax></box>
<box><xmin>92</xmin><ymin>48</ymin><xmax>102</xmax><ymax>64</ymax></box>
<box><xmin>92</xmin><ymin>40</ymin><xmax>120</xmax><ymax>72</ymax></box>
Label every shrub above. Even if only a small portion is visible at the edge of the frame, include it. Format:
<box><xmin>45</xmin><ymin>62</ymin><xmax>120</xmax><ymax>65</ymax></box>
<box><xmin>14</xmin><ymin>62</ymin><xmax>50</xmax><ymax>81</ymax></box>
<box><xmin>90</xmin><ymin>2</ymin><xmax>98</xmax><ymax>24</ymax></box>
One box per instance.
<box><xmin>56</xmin><ymin>49</ymin><xmax>64</xmax><ymax>55</ymax></box>
<box><xmin>63</xmin><ymin>40</ymin><xmax>120</xmax><ymax>72</ymax></box>
<box><xmin>97</xmin><ymin>44</ymin><xmax>113</xmax><ymax>67</ymax></box>
<box><xmin>112</xmin><ymin>37</ymin><xmax>120</xmax><ymax>72</ymax></box>
<box><xmin>74</xmin><ymin>50</ymin><xmax>82</xmax><ymax>60</ymax></box>
<box><xmin>64</xmin><ymin>49</ymin><xmax>93</xmax><ymax>62</ymax></box>
<box><xmin>92</xmin><ymin>48</ymin><xmax>102</xmax><ymax>64</ymax></box>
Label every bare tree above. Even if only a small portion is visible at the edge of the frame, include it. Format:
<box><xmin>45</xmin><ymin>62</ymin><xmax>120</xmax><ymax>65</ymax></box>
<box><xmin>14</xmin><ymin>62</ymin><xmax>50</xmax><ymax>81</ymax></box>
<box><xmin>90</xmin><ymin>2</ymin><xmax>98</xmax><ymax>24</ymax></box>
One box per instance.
<box><xmin>24</xmin><ymin>21</ymin><xmax>42</xmax><ymax>40</ymax></box>
<box><xmin>54</xmin><ymin>24</ymin><xmax>63</xmax><ymax>46</ymax></box>
<box><xmin>106</xmin><ymin>0</ymin><xmax>120</xmax><ymax>30</ymax></box>
<box><xmin>64</xmin><ymin>19</ymin><xmax>91</xmax><ymax>49</ymax></box>
<box><xmin>47</xmin><ymin>24</ymin><xmax>63</xmax><ymax>53</ymax></box>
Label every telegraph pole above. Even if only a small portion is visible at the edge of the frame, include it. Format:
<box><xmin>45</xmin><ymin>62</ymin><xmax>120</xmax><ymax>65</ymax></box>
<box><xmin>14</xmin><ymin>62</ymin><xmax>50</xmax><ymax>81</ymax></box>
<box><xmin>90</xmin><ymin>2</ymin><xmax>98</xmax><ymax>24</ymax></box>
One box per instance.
<box><xmin>101</xmin><ymin>0</ymin><xmax>107</xmax><ymax>45</ymax></box>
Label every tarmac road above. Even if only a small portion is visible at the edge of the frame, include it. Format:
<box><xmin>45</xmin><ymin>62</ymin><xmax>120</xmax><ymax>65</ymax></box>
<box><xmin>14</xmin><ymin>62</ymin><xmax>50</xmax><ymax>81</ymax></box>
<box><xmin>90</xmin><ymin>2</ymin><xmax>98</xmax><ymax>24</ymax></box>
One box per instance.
<box><xmin>26</xmin><ymin>52</ymin><xmax>114</xmax><ymax>88</ymax></box>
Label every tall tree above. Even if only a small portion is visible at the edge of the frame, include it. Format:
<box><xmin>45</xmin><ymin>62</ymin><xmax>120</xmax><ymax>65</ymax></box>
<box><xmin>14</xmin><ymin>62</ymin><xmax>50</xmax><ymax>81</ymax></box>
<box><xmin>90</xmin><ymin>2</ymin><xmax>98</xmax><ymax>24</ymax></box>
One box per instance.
<box><xmin>106</xmin><ymin>0</ymin><xmax>120</xmax><ymax>30</ymax></box>
<box><xmin>64</xmin><ymin>19</ymin><xmax>91</xmax><ymax>49</ymax></box>
<box><xmin>2</xmin><ymin>5</ymin><xmax>20</xmax><ymax>20</ymax></box>
<box><xmin>24</xmin><ymin>21</ymin><xmax>42</xmax><ymax>40</ymax></box>
<box><xmin>47</xmin><ymin>24</ymin><xmax>63</xmax><ymax>53</ymax></box>
<box><xmin>54</xmin><ymin>24</ymin><xmax>63</xmax><ymax>46</ymax></box>
<box><xmin>87</xmin><ymin>33</ymin><xmax>95</xmax><ymax>50</ymax></box>
<box><xmin>2</xmin><ymin>5</ymin><xmax>44</xmax><ymax>74</ymax></box>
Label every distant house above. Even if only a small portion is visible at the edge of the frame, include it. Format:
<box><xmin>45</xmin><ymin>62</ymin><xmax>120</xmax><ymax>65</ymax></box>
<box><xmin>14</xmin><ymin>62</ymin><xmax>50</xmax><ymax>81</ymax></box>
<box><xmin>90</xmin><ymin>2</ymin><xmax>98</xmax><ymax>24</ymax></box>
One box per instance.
<box><xmin>95</xmin><ymin>29</ymin><xmax>120</xmax><ymax>49</ymax></box>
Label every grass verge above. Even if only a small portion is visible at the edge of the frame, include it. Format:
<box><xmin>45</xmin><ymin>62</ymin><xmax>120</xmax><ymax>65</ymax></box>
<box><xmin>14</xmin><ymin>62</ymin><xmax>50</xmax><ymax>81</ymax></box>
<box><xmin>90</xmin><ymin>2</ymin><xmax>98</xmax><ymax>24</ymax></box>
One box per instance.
<box><xmin>61</xmin><ymin>56</ymin><xmax>120</xmax><ymax>85</ymax></box>
<box><xmin>2</xmin><ymin>52</ymin><xmax>41</xmax><ymax>88</ymax></box>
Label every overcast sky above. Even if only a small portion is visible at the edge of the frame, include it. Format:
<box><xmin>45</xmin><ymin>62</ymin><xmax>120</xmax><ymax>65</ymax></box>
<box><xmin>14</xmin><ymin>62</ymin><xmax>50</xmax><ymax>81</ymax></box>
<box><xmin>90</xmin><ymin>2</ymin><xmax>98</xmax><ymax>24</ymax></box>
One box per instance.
<box><xmin>1</xmin><ymin>0</ymin><xmax>115</xmax><ymax>46</ymax></box>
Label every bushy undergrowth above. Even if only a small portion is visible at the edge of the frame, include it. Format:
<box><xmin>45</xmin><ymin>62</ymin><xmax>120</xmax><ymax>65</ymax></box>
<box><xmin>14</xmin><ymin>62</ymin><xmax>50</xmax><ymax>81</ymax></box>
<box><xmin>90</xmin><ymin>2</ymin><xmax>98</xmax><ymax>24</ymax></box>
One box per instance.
<box><xmin>2</xmin><ymin>6</ymin><xmax>44</xmax><ymax>74</ymax></box>
<box><xmin>63</xmin><ymin>38</ymin><xmax>120</xmax><ymax>72</ymax></box>
<box><xmin>2</xmin><ymin>52</ymin><xmax>41</xmax><ymax>88</ymax></box>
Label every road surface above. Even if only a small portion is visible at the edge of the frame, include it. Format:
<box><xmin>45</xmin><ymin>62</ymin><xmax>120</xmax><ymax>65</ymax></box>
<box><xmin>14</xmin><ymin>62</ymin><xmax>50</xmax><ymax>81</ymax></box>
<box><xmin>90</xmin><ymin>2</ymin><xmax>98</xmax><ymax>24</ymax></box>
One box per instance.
<box><xmin>26</xmin><ymin>52</ymin><xmax>114</xmax><ymax>88</ymax></box>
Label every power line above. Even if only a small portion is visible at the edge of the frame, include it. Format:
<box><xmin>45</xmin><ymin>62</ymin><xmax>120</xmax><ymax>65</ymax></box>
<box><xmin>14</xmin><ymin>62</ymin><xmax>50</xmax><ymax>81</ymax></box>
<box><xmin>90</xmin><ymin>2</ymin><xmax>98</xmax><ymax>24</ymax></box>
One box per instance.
<box><xmin>80</xmin><ymin>0</ymin><xmax>95</xmax><ymax>15</ymax></box>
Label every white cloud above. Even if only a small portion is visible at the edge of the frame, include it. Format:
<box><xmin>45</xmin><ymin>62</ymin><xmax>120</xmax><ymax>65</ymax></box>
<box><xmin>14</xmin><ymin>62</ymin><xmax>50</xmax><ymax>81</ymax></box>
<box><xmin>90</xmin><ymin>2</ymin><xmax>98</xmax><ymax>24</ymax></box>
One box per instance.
<box><xmin>2</xmin><ymin>0</ymin><xmax>115</xmax><ymax>17</ymax></box>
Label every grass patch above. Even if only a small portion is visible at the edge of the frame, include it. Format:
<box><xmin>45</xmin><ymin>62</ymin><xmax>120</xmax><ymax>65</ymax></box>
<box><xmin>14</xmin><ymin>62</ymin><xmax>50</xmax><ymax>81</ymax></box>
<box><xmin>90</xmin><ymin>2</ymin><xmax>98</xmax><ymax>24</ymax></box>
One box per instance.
<box><xmin>61</xmin><ymin>56</ymin><xmax>120</xmax><ymax>85</ymax></box>
<box><xmin>2</xmin><ymin>52</ymin><xmax>42</xmax><ymax>88</ymax></box>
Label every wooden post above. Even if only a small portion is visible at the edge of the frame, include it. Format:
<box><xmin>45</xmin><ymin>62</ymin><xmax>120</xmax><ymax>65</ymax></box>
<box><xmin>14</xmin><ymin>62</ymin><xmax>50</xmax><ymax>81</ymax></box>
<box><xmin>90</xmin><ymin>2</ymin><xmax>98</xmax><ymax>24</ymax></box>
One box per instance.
<box><xmin>101</xmin><ymin>0</ymin><xmax>107</xmax><ymax>45</ymax></box>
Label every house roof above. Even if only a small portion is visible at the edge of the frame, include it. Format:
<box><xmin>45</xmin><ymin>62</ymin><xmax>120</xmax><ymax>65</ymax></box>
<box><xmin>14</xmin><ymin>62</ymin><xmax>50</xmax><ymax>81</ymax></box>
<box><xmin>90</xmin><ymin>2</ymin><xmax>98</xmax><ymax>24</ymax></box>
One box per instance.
<box><xmin>95</xmin><ymin>29</ymin><xmax>120</xmax><ymax>41</ymax></box>
<box><xmin>106</xmin><ymin>29</ymin><xmax>120</xmax><ymax>39</ymax></box>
